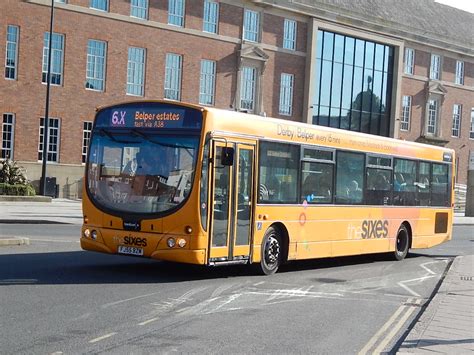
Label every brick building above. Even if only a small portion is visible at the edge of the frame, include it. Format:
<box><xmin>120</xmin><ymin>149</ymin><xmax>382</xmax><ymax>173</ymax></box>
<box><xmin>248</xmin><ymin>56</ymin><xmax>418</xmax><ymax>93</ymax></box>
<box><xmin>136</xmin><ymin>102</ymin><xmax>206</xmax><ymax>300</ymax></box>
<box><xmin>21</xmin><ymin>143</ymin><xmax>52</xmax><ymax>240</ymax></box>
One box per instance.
<box><xmin>1</xmin><ymin>0</ymin><xmax>473</xmax><ymax>197</ymax></box>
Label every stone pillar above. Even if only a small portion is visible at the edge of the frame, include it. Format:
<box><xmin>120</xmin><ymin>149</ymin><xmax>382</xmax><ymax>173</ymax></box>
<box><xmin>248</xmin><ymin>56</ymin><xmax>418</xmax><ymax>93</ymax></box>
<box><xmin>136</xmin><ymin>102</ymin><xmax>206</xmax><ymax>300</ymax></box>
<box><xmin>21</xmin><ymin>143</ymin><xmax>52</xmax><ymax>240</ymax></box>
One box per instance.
<box><xmin>465</xmin><ymin>150</ymin><xmax>474</xmax><ymax>217</ymax></box>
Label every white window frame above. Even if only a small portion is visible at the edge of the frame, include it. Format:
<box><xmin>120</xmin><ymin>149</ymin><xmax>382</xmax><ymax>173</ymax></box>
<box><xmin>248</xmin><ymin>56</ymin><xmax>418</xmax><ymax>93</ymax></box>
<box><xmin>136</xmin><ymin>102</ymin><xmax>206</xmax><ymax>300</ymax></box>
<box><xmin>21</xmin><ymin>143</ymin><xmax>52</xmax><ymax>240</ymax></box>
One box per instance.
<box><xmin>86</xmin><ymin>39</ymin><xmax>106</xmax><ymax>91</ymax></box>
<box><xmin>203</xmin><ymin>0</ymin><xmax>219</xmax><ymax>34</ymax></box>
<box><xmin>404</xmin><ymin>47</ymin><xmax>414</xmax><ymax>75</ymax></box>
<box><xmin>1</xmin><ymin>113</ymin><xmax>15</xmax><ymax>160</ymax></box>
<box><xmin>283</xmin><ymin>19</ymin><xmax>296</xmax><ymax>51</ymax></box>
<box><xmin>243</xmin><ymin>9</ymin><xmax>260</xmax><ymax>43</ymax></box>
<box><xmin>164</xmin><ymin>53</ymin><xmax>182</xmax><ymax>101</ymax></box>
<box><xmin>90</xmin><ymin>0</ymin><xmax>108</xmax><ymax>11</ymax></box>
<box><xmin>427</xmin><ymin>99</ymin><xmax>439</xmax><ymax>135</ymax></box>
<box><xmin>240</xmin><ymin>66</ymin><xmax>257</xmax><ymax>112</ymax></box>
<box><xmin>199</xmin><ymin>59</ymin><xmax>216</xmax><ymax>106</ymax></box>
<box><xmin>451</xmin><ymin>104</ymin><xmax>462</xmax><ymax>138</ymax></box>
<box><xmin>38</xmin><ymin>117</ymin><xmax>60</xmax><ymax>163</ymax></box>
<box><xmin>168</xmin><ymin>0</ymin><xmax>185</xmax><ymax>27</ymax></box>
<box><xmin>42</xmin><ymin>32</ymin><xmax>64</xmax><ymax>86</ymax></box>
<box><xmin>430</xmin><ymin>54</ymin><xmax>441</xmax><ymax>80</ymax></box>
<box><xmin>455</xmin><ymin>60</ymin><xmax>464</xmax><ymax>85</ymax></box>
<box><xmin>130</xmin><ymin>0</ymin><xmax>149</xmax><ymax>19</ymax></box>
<box><xmin>54</xmin><ymin>0</ymin><xmax>66</xmax><ymax>3</ymax></box>
<box><xmin>400</xmin><ymin>95</ymin><xmax>411</xmax><ymax>131</ymax></box>
<box><xmin>82</xmin><ymin>121</ymin><xmax>93</xmax><ymax>164</ymax></box>
<box><xmin>279</xmin><ymin>73</ymin><xmax>294</xmax><ymax>116</ymax></box>
<box><xmin>5</xmin><ymin>25</ymin><xmax>19</xmax><ymax>80</ymax></box>
<box><xmin>126</xmin><ymin>47</ymin><xmax>146</xmax><ymax>96</ymax></box>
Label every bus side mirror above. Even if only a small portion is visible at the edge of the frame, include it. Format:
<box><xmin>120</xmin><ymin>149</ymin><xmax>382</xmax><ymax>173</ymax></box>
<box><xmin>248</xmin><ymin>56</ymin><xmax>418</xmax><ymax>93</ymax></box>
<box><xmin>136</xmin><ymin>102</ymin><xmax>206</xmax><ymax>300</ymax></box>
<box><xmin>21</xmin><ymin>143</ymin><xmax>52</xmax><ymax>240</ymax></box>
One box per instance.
<box><xmin>221</xmin><ymin>147</ymin><xmax>234</xmax><ymax>166</ymax></box>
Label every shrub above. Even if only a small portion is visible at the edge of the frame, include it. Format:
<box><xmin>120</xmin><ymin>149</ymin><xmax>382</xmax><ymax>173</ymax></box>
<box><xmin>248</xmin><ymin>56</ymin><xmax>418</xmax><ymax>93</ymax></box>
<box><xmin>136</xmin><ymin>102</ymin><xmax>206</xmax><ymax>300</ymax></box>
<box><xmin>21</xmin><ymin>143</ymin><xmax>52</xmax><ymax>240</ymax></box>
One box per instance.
<box><xmin>0</xmin><ymin>159</ymin><xmax>28</xmax><ymax>185</ymax></box>
<box><xmin>0</xmin><ymin>183</ymin><xmax>36</xmax><ymax>196</ymax></box>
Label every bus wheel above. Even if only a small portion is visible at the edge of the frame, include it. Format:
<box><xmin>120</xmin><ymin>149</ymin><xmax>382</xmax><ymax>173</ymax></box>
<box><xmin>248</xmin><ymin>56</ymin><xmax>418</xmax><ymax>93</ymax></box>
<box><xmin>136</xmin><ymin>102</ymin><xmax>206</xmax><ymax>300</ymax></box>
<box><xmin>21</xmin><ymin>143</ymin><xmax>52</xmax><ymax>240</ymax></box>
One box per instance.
<box><xmin>260</xmin><ymin>226</ymin><xmax>282</xmax><ymax>275</ymax></box>
<box><xmin>393</xmin><ymin>224</ymin><xmax>409</xmax><ymax>261</ymax></box>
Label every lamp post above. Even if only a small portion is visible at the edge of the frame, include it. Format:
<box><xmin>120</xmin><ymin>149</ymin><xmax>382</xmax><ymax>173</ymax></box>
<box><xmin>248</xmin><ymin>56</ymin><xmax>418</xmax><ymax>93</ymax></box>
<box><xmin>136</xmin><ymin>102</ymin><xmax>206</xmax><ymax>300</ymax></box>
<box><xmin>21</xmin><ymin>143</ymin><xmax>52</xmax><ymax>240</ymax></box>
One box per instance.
<box><xmin>40</xmin><ymin>0</ymin><xmax>55</xmax><ymax>196</ymax></box>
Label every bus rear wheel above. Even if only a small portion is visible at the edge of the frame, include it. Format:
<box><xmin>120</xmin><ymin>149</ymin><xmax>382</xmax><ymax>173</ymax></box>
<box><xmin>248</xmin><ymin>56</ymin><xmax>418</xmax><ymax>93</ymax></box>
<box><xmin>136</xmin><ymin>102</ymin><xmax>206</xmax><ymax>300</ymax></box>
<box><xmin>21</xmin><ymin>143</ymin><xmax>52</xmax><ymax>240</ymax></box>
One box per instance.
<box><xmin>259</xmin><ymin>226</ymin><xmax>283</xmax><ymax>275</ymax></box>
<box><xmin>393</xmin><ymin>224</ymin><xmax>409</xmax><ymax>261</ymax></box>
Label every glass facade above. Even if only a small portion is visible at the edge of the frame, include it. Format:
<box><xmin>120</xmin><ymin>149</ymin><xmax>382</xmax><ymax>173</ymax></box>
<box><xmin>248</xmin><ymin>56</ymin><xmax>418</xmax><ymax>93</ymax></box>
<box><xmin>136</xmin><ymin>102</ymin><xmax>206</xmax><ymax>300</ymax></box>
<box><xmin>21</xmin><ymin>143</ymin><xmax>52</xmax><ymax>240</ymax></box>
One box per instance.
<box><xmin>313</xmin><ymin>30</ymin><xmax>394</xmax><ymax>136</ymax></box>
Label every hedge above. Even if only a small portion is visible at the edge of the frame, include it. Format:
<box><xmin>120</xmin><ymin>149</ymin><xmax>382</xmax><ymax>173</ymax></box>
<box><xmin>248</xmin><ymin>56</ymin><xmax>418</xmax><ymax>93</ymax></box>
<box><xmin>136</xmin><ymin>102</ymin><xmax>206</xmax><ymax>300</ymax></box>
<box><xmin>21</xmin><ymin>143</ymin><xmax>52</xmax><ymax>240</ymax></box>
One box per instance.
<box><xmin>0</xmin><ymin>183</ymin><xmax>36</xmax><ymax>196</ymax></box>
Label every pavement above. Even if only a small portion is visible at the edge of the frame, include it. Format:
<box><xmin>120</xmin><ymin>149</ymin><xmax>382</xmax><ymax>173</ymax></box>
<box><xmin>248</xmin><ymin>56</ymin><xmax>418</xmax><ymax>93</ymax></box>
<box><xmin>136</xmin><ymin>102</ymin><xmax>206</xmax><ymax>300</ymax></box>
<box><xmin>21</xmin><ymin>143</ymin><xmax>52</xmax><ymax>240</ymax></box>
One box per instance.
<box><xmin>0</xmin><ymin>199</ymin><xmax>473</xmax><ymax>352</ymax></box>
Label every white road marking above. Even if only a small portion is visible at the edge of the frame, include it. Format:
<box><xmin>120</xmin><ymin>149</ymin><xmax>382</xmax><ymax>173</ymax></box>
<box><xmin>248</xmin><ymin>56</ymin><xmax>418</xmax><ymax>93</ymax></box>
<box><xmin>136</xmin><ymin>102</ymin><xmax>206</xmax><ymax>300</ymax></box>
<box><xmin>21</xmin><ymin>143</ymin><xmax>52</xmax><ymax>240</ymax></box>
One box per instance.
<box><xmin>102</xmin><ymin>292</ymin><xmax>161</xmax><ymax>308</ymax></box>
<box><xmin>373</xmin><ymin>298</ymin><xmax>422</xmax><ymax>353</ymax></box>
<box><xmin>358</xmin><ymin>298</ymin><xmax>413</xmax><ymax>355</ymax></box>
<box><xmin>138</xmin><ymin>317</ymin><xmax>159</xmax><ymax>326</ymax></box>
<box><xmin>89</xmin><ymin>332</ymin><xmax>117</xmax><ymax>343</ymax></box>
<box><xmin>397</xmin><ymin>282</ymin><xmax>421</xmax><ymax>297</ymax></box>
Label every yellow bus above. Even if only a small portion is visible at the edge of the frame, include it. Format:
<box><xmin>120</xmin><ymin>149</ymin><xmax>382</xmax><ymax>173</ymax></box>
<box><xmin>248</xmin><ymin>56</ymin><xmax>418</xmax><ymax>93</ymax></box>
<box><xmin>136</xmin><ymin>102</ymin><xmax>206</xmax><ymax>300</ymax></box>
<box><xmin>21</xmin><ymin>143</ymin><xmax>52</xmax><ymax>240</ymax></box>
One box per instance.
<box><xmin>81</xmin><ymin>101</ymin><xmax>454</xmax><ymax>274</ymax></box>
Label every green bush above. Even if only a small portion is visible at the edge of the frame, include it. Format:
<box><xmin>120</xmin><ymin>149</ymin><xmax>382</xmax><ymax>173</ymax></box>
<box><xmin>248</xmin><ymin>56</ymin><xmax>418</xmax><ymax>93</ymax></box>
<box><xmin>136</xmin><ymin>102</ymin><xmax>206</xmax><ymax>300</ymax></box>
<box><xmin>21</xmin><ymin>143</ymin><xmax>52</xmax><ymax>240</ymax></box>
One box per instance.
<box><xmin>0</xmin><ymin>159</ymin><xmax>28</xmax><ymax>185</ymax></box>
<box><xmin>0</xmin><ymin>183</ymin><xmax>36</xmax><ymax>196</ymax></box>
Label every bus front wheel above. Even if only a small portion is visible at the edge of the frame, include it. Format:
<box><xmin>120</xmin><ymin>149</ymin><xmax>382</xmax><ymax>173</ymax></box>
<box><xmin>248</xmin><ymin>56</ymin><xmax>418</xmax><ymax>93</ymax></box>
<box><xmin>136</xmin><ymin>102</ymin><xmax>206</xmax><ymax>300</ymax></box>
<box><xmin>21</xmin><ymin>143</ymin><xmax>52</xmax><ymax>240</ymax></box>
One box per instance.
<box><xmin>259</xmin><ymin>226</ymin><xmax>283</xmax><ymax>275</ymax></box>
<box><xmin>393</xmin><ymin>224</ymin><xmax>409</xmax><ymax>261</ymax></box>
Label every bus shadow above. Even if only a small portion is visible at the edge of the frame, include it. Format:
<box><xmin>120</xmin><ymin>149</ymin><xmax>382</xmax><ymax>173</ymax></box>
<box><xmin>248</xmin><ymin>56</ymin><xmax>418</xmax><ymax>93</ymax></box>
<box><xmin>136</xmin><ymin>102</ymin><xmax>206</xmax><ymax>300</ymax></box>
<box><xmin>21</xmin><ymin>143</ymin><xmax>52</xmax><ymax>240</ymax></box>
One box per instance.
<box><xmin>0</xmin><ymin>250</ymin><xmax>458</xmax><ymax>285</ymax></box>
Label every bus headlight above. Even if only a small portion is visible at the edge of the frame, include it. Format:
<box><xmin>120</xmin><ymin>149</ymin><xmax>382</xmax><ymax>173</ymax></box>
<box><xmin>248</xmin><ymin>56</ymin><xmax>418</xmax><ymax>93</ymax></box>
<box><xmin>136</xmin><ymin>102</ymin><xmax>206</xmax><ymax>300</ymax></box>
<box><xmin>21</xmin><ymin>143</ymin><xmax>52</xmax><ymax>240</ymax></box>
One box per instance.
<box><xmin>167</xmin><ymin>238</ymin><xmax>176</xmax><ymax>248</ymax></box>
<box><xmin>83</xmin><ymin>229</ymin><xmax>90</xmax><ymax>238</ymax></box>
<box><xmin>178</xmin><ymin>239</ymin><xmax>187</xmax><ymax>248</ymax></box>
<box><xmin>91</xmin><ymin>230</ymin><xmax>98</xmax><ymax>240</ymax></box>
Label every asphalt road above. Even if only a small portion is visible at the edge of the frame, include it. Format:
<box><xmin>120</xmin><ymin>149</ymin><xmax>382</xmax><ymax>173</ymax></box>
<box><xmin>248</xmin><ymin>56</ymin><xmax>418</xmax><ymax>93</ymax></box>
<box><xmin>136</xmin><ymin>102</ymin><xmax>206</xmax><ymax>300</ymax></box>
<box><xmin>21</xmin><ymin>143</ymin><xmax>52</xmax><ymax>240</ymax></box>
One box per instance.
<box><xmin>0</xmin><ymin>225</ymin><xmax>472</xmax><ymax>354</ymax></box>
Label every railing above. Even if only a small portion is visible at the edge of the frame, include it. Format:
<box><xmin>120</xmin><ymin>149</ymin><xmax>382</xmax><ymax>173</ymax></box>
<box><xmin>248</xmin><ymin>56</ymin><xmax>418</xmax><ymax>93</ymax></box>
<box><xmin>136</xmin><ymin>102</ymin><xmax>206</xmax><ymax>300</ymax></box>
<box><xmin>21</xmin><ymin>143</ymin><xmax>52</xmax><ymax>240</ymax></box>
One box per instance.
<box><xmin>454</xmin><ymin>183</ymin><xmax>466</xmax><ymax>212</ymax></box>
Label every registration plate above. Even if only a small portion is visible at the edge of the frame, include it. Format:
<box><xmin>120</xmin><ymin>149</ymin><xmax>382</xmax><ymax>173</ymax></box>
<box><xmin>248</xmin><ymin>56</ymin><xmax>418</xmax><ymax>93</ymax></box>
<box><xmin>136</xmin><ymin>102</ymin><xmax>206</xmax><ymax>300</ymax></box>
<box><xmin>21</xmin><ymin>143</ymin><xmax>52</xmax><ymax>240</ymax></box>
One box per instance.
<box><xmin>118</xmin><ymin>245</ymin><xmax>144</xmax><ymax>256</ymax></box>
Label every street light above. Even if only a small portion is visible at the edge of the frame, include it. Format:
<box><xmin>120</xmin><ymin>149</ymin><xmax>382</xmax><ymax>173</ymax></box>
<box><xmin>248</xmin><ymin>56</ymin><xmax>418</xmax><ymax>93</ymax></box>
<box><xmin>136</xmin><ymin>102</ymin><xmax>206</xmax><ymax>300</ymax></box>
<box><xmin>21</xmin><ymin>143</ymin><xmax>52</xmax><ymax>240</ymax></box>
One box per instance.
<box><xmin>40</xmin><ymin>0</ymin><xmax>55</xmax><ymax>196</ymax></box>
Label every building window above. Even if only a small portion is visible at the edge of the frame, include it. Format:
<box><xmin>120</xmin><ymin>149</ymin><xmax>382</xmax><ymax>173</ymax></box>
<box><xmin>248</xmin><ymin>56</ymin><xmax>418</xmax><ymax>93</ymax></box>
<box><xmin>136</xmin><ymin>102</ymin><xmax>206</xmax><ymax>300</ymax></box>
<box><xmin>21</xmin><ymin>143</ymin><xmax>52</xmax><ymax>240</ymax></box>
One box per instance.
<box><xmin>42</xmin><ymin>32</ymin><xmax>64</xmax><ymax>86</ymax></box>
<box><xmin>404</xmin><ymin>47</ymin><xmax>414</xmax><ymax>75</ymax></box>
<box><xmin>455</xmin><ymin>60</ymin><xmax>464</xmax><ymax>85</ymax></box>
<box><xmin>86</xmin><ymin>39</ymin><xmax>106</xmax><ymax>91</ymax></box>
<box><xmin>243</xmin><ymin>9</ymin><xmax>260</xmax><ymax>42</ymax></box>
<box><xmin>82</xmin><ymin>121</ymin><xmax>93</xmax><ymax>164</ymax></box>
<box><xmin>164</xmin><ymin>53</ymin><xmax>182</xmax><ymax>101</ymax></box>
<box><xmin>5</xmin><ymin>25</ymin><xmax>19</xmax><ymax>80</ymax></box>
<box><xmin>240</xmin><ymin>66</ymin><xmax>256</xmax><ymax>111</ymax></box>
<box><xmin>168</xmin><ymin>0</ymin><xmax>185</xmax><ymax>27</ymax></box>
<box><xmin>400</xmin><ymin>95</ymin><xmax>411</xmax><ymax>131</ymax></box>
<box><xmin>199</xmin><ymin>59</ymin><xmax>216</xmax><ymax>106</ymax></box>
<box><xmin>470</xmin><ymin>108</ymin><xmax>474</xmax><ymax>139</ymax></box>
<box><xmin>1</xmin><ymin>114</ymin><xmax>15</xmax><ymax>160</ymax></box>
<box><xmin>54</xmin><ymin>0</ymin><xmax>66</xmax><ymax>3</ymax></box>
<box><xmin>430</xmin><ymin>54</ymin><xmax>440</xmax><ymax>80</ymax></box>
<box><xmin>313</xmin><ymin>30</ymin><xmax>394</xmax><ymax>136</ymax></box>
<box><xmin>283</xmin><ymin>19</ymin><xmax>296</xmax><ymax>51</ymax></box>
<box><xmin>90</xmin><ymin>0</ymin><xmax>108</xmax><ymax>11</ymax></box>
<box><xmin>451</xmin><ymin>104</ymin><xmax>462</xmax><ymax>138</ymax></box>
<box><xmin>126</xmin><ymin>47</ymin><xmax>146</xmax><ymax>96</ymax></box>
<box><xmin>131</xmin><ymin>0</ymin><xmax>148</xmax><ymax>19</ymax></box>
<box><xmin>203</xmin><ymin>0</ymin><xmax>218</xmax><ymax>34</ymax></box>
<box><xmin>279</xmin><ymin>73</ymin><xmax>294</xmax><ymax>116</ymax></box>
<box><xmin>427</xmin><ymin>99</ymin><xmax>438</xmax><ymax>135</ymax></box>
<box><xmin>38</xmin><ymin>117</ymin><xmax>60</xmax><ymax>162</ymax></box>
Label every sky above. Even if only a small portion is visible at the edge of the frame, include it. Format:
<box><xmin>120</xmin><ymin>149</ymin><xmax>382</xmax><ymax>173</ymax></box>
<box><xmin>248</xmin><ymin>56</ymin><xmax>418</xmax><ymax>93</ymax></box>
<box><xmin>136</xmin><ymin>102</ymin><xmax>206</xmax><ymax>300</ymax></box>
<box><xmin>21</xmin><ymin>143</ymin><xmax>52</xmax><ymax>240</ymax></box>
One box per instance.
<box><xmin>435</xmin><ymin>0</ymin><xmax>474</xmax><ymax>13</ymax></box>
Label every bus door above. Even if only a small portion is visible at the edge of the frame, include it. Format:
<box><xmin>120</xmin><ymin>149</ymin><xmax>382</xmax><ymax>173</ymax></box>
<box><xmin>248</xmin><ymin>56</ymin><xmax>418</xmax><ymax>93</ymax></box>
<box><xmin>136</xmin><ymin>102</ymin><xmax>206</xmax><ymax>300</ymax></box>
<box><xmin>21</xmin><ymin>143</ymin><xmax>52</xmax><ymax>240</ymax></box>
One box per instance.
<box><xmin>208</xmin><ymin>141</ymin><xmax>255</xmax><ymax>263</ymax></box>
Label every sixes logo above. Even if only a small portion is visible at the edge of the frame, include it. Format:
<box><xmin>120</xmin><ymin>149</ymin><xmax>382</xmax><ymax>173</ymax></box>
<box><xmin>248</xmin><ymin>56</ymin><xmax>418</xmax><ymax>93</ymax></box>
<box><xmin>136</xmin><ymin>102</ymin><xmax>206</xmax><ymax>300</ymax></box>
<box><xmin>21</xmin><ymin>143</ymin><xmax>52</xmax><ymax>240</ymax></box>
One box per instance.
<box><xmin>348</xmin><ymin>219</ymin><xmax>389</xmax><ymax>240</ymax></box>
<box><xmin>113</xmin><ymin>235</ymin><xmax>147</xmax><ymax>247</ymax></box>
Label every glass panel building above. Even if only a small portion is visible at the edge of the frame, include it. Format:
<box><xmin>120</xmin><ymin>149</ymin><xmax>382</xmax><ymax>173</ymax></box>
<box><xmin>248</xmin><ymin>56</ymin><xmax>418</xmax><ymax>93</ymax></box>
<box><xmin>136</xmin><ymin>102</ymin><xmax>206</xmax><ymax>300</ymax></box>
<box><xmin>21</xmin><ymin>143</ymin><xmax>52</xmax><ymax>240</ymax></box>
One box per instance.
<box><xmin>312</xmin><ymin>30</ymin><xmax>394</xmax><ymax>136</ymax></box>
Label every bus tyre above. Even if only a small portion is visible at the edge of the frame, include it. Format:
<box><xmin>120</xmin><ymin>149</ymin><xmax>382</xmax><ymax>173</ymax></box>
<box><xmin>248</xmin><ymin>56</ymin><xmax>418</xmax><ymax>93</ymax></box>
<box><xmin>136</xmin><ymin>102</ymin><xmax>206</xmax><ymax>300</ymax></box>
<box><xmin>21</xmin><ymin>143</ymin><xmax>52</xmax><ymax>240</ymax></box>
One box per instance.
<box><xmin>259</xmin><ymin>226</ymin><xmax>282</xmax><ymax>275</ymax></box>
<box><xmin>393</xmin><ymin>224</ymin><xmax>409</xmax><ymax>261</ymax></box>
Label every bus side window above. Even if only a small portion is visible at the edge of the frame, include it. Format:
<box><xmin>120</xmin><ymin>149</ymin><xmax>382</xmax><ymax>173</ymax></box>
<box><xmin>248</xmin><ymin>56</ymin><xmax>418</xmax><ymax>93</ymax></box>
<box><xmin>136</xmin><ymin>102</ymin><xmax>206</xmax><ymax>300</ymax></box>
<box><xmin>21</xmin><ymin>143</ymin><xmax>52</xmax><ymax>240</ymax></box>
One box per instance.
<box><xmin>366</xmin><ymin>168</ymin><xmax>392</xmax><ymax>205</ymax></box>
<box><xmin>335</xmin><ymin>151</ymin><xmax>364</xmax><ymax>204</ymax></box>
<box><xmin>432</xmin><ymin>163</ymin><xmax>449</xmax><ymax>206</ymax></box>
